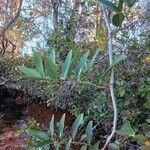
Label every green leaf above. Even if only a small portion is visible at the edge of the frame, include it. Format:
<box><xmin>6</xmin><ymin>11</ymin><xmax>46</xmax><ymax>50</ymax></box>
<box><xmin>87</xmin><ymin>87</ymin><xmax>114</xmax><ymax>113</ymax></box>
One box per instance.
<box><xmin>59</xmin><ymin>138</ymin><xmax>68</xmax><ymax>144</ymax></box>
<box><xmin>65</xmin><ymin>139</ymin><xmax>72</xmax><ymax>150</ymax></box>
<box><xmin>88</xmin><ymin>49</ymin><xmax>100</xmax><ymax>71</ymax></box>
<box><xmin>58</xmin><ymin>114</ymin><xmax>65</xmax><ymax>139</ymax></box>
<box><xmin>104</xmin><ymin>54</ymin><xmax>127</xmax><ymax>77</ymax></box>
<box><xmin>80</xmin><ymin>145</ymin><xmax>87</xmax><ymax>150</ymax></box>
<box><xmin>54</xmin><ymin>143</ymin><xmax>60</xmax><ymax>150</ymax></box>
<box><xmin>135</xmin><ymin>134</ymin><xmax>149</xmax><ymax>143</ymax></box>
<box><xmin>85</xmin><ymin>121</ymin><xmax>93</xmax><ymax>143</ymax></box>
<box><xmin>118</xmin><ymin>0</ymin><xmax>124</xmax><ymax>11</ymax></box>
<box><xmin>89</xmin><ymin>141</ymin><xmax>100</xmax><ymax>150</ymax></box>
<box><xmin>49</xmin><ymin>115</ymin><xmax>54</xmax><ymax>137</ymax></box>
<box><xmin>118</xmin><ymin>87</ymin><xmax>126</xmax><ymax>97</ymax></box>
<box><xmin>146</xmin><ymin>119</ymin><xmax>150</xmax><ymax>123</ymax></box>
<box><xmin>97</xmin><ymin>0</ymin><xmax>119</xmax><ymax>12</ymax></box>
<box><xmin>60</xmin><ymin>50</ymin><xmax>72</xmax><ymax>80</ymax></box>
<box><xmin>71</xmin><ymin>114</ymin><xmax>84</xmax><ymax>140</ymax></box>
<box><xmin>18</xmin><ymin>66</ymin><xmax>43</xmax><ymax>79</ymax></box>
<box><xmin>113</xmin><ymin>54</ymin><xmax>127</xmax><ymax>66</ymax></box>
<box><xmin>36</xmin><ymin>140</ymin><xmax>52</xmax><ymax>149</ymax></box>
<box><xmin>26</xmin><ymin>129</ymin><xmax>49</xmax><ymax>141</ymax></box>
<box><xmin>45</xmin><ymin>56</ymin><xmax>58</xmax><ymax>80</ymax></box>
<box><xmin>34</xmin><ymin>52</ymin><xmax>45</xmax><ymax>77</ymax></box>
<box><xmin>118</xmin><ymin>120</ymin><xmax>135</xmax><ymax>137</ymax></box>
<box><xmin>49</xmin><ymin>49</ymin><xmax>56</xmax><ymax>64</ymax></box>
<box><xmin>144</xmin><ymin>100</ymin><xmax>150</xmax><ymax>109</ymax></box>
<box><xmin>112</xmin><ymin>12</ymin><xmax>125</xmax><ymax>27</ymax></box>
<box><xmin>76</xmin><ymin>52</ymin><xmax>89</xmax><ymax>81</ymax></box>
<box><xmin>109</xmin><ymin>142</ymin><xmax>120</xmax><ymax>150</ymax></box>
<box><xmin>124</xmin><ymin>0</ymin><xmax>137</xmax><ymax>7</ymax></box>
<box><xmin>80</xmin><ymin>134</ymin><xmax>86</xmax><ymax>141</ymax></box>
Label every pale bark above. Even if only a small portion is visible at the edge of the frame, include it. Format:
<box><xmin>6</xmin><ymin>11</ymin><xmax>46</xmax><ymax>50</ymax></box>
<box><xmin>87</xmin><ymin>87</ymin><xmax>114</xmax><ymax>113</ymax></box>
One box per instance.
<box><xmin>101</xmin><ymin>7</ymin><xmax>117</xmax><ymax>150</ymax></box>
<box><xmin>140</xmin><ymin>0</ymin><xmax>150</xmax><ymax>43</ymax></box>
<box><xmin>141</xmin><ymin>0</ymin><xmax>150</xmax><ymax>19</ymax></box>
<box><xmin>68</xmin><ymin>0</ymin><xmax>81</xmax><ymax>41</ymax></box>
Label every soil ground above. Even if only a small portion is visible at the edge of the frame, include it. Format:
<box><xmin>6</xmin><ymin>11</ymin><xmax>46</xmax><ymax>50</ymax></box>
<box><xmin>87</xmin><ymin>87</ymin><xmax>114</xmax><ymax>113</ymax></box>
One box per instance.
<box><xmin>0</xmin><ymin>94</ymin><xmax>75</xmax><ymax>150</ymax></box>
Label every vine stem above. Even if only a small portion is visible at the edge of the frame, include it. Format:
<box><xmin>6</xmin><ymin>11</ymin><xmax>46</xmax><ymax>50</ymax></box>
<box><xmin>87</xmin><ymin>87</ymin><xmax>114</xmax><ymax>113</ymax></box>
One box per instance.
<box><xmin>101</xmin><ymin>6</ymin><xmax>117</xmax><ymax>150</ymax></box>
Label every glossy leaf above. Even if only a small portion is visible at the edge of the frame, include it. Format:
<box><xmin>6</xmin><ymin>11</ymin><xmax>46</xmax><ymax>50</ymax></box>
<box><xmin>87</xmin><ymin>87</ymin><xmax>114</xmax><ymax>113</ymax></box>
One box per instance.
<box><xmin>118</xmin><ymin>0</ymin><xmax>124</xmax><ymax>11</ymax></box>
<box><xmin>144</xmin><ymin>100</ymin><xmax>150</xmax><ymax>109</ymax></box>
<box><xmin>59</xmin><ymin>138</ymin><xmax>68</xmax><ymax>144</ymax></box>
<box><xmin>109</xmin><ymin>143</ymin><xmax>120</xmax><ymax>150</ymax></box>
<box><xmin>124</xmin><ymin>0</ymin><xmax>137</xmax><ymax>7</ymax></box>
<box><xmin>76</xmin><ymin>52</ymin><xmax>89</xmax><ymax>81</ymax></box>
<box><xmin>49</xmin><ymin>49</ymin><xmax>56</xmax><ymax>64</ymax></box>
<box><xmin>34</xmin><ymin>52</ymin><xmax>45</xmax><ymax>77</ymax></box>
<box><xmin>60</xmin><ymin>50</ymin><xmax>72</xmax><ymax>80</ymax></box>
<box><xmin>112</xmin><ymin>54</ymin><xmax>127</xmax><ymax>67</ymax></box>
<box><xmin>71</xmin><ymin>114</ymin><xmax>84</xmax><ymax>140</ymax></box>
<box><xmin>49</xmin><ymin>115</ymin><xmax>54</xmax><ymax>137</ymax></box>
<box><xmin>97</xmin><ymin>0</ymin><xmax>119</xmax><ymax>12</ymax></box>
<box><xmin>112</xmin><ymin>12</ymin><xmax>125</xmax><ymax>27</ymax></box>
<box><xmin>45</xmin><ymin>56</ymin><xmax>58</xmax><ymax>80</ymax></box>
<box><xmin>104</xmin><ymin>54</ymin><xmax>127</xmax><ymax>77</ymax></box>
<box><xmin>80</xmin><ymin>134</ymin><xmax>86</xmax><ymax>141</ymax></box>
<box><xmin>89</xmin><ymin>141</ymin><xmax>100</xmax><ymax>150</ymax></box>
<box><xmin>85</xmin><ymin>121</ymin><xmax>93</xmax><ymax>143</ymax></box>
<box><xmin>26</xmin><ymin>129</ymin><xmax>49</xmax><ymax>141</ymax></box>
<box><xmin>146</xmin><ymin>119</ymin><xmax>150</xmax><ymax>123</ymax></box>
<box><xmin>36</xmin><ymin>140</ymin><xmax>52</xmax><ymax>149</ymax></box>
<box><xmin>58</xmin><ymin>114</ymin><xmax>65</xmax><ymax>139</ymax></box>
<box><xmin>54</xmin><ymin>143</ymin><xmax>60</xmax><ymax>150</ymax></box>
<box><xmin>118</xmin><ymin>87</ymin><xmax>126</xmax><ymax>97</ymax></box>
<box><xmin>18</xmin><ymin>66</ymin><xmax>43</xmax><ymax>79</ymax></box>
<box><xmin>118</xmin><ymin>120</ymin><xmax>135</xmax><ymax>137</ymax></box>
<box><xmin>80</xmin><ymin>145</ymin><xmax>87</xmax><ymax>150</ymax></box>
<box><xmin>65</xmin><ymin>138</ymin><xmax>72</xmax><ymax>150</ymax></box>
<box><xmin>88</xmin><ymin>49</ymin><xmax>100</xmax><ymax>71</ymax></box>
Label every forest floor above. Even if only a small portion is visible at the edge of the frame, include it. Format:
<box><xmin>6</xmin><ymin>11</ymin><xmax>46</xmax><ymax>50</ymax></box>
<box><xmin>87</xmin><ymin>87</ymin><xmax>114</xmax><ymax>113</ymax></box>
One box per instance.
<box><xmin>0</xmin><ymin>85</ymin><xmax>142</xmax><ymax>150</ymax></box>
<box><xmin>0</xmin><ymin>89</ymin><xmax>75</xmax><ymax>150</ymax></box>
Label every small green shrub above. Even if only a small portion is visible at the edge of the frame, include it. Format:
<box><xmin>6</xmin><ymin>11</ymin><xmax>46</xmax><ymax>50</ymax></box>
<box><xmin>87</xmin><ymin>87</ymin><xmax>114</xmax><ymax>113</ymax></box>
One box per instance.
<box><xmin>19</xmin><ymin>114</ymin><xmax>99</xmax><ymax>150</ymax></box>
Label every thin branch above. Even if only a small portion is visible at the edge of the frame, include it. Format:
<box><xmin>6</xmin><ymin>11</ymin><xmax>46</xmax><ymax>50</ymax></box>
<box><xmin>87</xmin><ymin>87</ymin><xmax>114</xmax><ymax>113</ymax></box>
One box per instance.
<box><xmin>101</xmin><ymin>6</ymin><xmax>117</xmax><ymax>150</ymax></box>
<box><xmin>1</xmin><ymin>0</ymin><xmax>23</xmax><ymax>34</ymax></box>
<box><xmin>0</xmin><ymin>0</ymin><xmax>23</xmax><ymax>56</ymax></box>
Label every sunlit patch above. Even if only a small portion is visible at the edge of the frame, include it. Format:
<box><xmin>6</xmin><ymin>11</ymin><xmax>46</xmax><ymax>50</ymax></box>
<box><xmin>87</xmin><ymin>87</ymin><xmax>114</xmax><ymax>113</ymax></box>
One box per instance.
<box><xmin>145</xmin><ymin>56</ymin><xmax>150</xmax><ymax>64</ymax></box>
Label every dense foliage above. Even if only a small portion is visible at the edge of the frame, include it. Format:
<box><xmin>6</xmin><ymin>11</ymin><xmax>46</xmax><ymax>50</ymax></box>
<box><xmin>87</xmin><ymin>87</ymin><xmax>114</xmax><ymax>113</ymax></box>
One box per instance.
<box><xmin>0</xmin><ymin>0</ymin><xmax>150</xmax><ymax>149</ymax></box>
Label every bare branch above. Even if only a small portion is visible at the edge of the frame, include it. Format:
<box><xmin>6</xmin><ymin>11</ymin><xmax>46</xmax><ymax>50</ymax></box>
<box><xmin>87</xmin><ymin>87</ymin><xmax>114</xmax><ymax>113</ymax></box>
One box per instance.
<box><xmin>0</xmin><ymin>0</ymin><xmax>23</xmax><ymax>56</ymax></box>
<box><xmin>101</xmin><ymin>6</ymin><xmax>117</xmax><ymax>150</ymax></box>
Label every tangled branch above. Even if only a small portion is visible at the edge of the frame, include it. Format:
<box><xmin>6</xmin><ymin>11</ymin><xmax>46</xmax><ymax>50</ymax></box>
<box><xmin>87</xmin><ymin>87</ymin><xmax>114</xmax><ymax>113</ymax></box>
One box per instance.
<box><xmin>0</xmin><ymin>0</ymin><xmax>23</xmax><ymax>56</ymax></box>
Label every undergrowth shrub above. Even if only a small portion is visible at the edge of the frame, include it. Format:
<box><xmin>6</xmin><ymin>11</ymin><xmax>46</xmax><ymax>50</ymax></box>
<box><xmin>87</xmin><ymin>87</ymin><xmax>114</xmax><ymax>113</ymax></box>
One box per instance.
<box><xmin>17</xmin><ymin>113</ymin><xmax>100</xmax><ymax>150</ymax></box>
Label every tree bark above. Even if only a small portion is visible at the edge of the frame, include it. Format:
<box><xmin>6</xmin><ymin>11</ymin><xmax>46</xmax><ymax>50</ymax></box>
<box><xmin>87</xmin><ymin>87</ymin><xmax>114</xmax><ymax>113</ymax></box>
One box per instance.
<box><xmin>51</xmin><ymin>0</ymin><xmax>59</xmax><ymax>31</ymax></box>
<box><xmin>68</xmin><ymin>0</ymin><xmax>81</xmax><ymax>41</ymax></box>
<box><xmin>101</xmin><ymin>6</ymin><xmax>117</xmax><ymax>150</ymax></box>
<box><xmin>140</xmin><ymin>0</ymin><xmax>150</xmax><ymax>46</ymax></box>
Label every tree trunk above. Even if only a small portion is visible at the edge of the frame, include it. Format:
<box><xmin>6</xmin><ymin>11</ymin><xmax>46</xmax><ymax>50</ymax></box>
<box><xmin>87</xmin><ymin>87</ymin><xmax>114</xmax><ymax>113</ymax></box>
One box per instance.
<box><xmin>68</xmin><ymin>0</ymin><xmax>81</xmax><ymax>41</ymax></box>
<box><xmin>51</xmin><ymin>0</ymin><xmax>59</xmax><ymax>31</ymax></box>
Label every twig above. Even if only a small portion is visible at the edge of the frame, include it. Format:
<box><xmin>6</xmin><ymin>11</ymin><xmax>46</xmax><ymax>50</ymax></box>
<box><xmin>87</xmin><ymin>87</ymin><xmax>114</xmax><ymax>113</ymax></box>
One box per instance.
<box><xmin>1</xmin><ymin>0</ymin><xmax>23</xmax><ymax>34</ymax></box>
<box><xmin>0</xmin><ymin>0</ymin><xmax>23</xmax><ymax>56</ymax></box>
